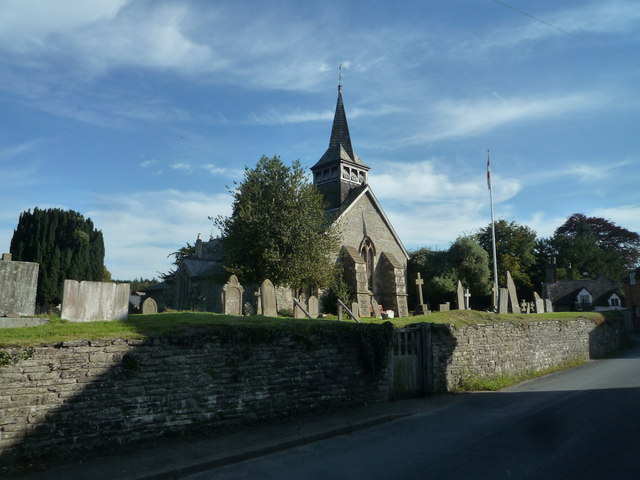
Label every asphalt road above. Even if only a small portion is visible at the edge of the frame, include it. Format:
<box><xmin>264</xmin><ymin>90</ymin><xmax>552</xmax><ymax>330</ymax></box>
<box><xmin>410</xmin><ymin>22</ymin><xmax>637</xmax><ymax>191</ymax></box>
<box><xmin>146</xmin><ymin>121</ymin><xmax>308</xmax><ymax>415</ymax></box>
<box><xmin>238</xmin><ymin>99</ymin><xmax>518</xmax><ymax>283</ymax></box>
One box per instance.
<box><xmin>185</xmin><ymin>335</ymin><xmax>640</xmax><ymax>480</ymax></box>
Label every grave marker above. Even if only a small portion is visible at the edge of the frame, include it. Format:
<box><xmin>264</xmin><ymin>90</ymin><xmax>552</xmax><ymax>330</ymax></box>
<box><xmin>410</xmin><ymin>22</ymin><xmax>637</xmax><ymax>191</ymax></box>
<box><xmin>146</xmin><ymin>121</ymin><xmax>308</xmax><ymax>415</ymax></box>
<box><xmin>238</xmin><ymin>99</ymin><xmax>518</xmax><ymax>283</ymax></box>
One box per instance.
<box><xmin>260</xmin><ymin>279</ymin><xmax>277</xmax><ymax>317</ymax></box>
<box><xmin>141</xmin><ymin>297</ymin><xmax>158</xmax><ymax>314</ymax></box>
<box><xmin>222</xmin><ymin>275</ymin><xmax>243</xmax><ymax>316</ymax></box>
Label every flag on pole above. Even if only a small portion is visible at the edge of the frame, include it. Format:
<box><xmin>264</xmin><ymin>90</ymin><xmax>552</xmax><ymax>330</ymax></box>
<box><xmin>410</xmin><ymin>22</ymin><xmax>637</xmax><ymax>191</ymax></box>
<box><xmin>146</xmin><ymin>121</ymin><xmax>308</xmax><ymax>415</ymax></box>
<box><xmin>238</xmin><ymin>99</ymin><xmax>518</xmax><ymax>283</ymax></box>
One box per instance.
<box><xmin>487</xmin><ymin>151</ymin><xmax>491</xmax><ymax>190</ymax></box>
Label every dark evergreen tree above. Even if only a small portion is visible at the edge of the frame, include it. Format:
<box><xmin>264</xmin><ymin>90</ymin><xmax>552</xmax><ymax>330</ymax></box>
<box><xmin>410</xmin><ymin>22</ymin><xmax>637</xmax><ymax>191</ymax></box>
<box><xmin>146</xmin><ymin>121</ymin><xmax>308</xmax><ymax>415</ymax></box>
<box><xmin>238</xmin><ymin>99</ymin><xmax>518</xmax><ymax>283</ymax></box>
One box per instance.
<box><xmin>9</xmin><ymin>208</ymin><xmax>107</xmax><ymax>306</ymax></box>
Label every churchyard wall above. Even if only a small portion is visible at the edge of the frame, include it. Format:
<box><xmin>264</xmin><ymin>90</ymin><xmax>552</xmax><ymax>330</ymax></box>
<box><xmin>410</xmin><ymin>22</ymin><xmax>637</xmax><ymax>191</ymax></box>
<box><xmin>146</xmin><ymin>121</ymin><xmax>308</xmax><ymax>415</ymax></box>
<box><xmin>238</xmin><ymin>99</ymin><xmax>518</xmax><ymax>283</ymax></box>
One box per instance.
<box><xmin>0</xmin><ymin>324</ymin><xmax>391</xmax><ymax>471</ymax></box>
<box><xmin>429</xmin><ymin>316</ymin><xmax>626</xmax><ymax>392</ymax></box>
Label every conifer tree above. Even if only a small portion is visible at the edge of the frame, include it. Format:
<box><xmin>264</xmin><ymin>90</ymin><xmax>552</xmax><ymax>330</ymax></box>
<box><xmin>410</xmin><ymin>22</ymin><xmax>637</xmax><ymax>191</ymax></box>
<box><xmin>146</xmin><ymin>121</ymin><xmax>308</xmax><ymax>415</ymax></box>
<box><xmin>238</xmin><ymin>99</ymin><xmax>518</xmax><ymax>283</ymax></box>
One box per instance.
<box><xmin>9</xmin><ymin>208</ymin><xmax>107</xmax><ymax>306</ymax></box>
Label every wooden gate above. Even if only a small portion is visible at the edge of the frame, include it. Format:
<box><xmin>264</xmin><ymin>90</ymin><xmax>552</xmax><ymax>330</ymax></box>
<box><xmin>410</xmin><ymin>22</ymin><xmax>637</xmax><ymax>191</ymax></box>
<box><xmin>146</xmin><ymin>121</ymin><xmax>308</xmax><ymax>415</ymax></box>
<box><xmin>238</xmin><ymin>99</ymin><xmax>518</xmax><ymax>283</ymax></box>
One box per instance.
<box><xmin>391</xmin><ymin>323</ymin><xmax>432</xmax><ymax>398</ymax></box>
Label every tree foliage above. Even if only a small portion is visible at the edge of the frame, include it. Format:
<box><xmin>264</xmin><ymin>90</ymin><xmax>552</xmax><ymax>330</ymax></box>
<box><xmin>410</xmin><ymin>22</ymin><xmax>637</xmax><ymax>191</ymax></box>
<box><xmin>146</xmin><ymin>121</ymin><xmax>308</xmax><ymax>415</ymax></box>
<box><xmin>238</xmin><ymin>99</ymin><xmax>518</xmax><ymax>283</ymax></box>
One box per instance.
<box><xmin>10</xmin><ymin>208</ymin><xmax>107</xmax><ymax>305</ymax></box>
<box><xmin>547</xmin><ymin>213</ymin><xmax>640</xmax><ymax>280</ymax></box>
<box><xmin>476</xmin><ymin>219</ymin><xmax>537</xmax><ymax>297</ymax></box>
<box><xmin>214</xmin><ymin>155</ymin><xmax>339</xmax><ymax>289</ymax></box>
<box><xmin>409</xmin><ymin>236</ymin><xmax>491</xmax><ymax>309</ymax></box>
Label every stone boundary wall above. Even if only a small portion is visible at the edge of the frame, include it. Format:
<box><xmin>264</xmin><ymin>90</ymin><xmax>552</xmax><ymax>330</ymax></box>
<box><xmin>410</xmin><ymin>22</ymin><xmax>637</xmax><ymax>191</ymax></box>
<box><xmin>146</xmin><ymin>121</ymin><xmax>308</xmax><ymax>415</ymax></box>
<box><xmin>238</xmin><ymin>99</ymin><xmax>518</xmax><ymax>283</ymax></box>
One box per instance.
<box><xmin>0</xmin><ymin>326</ymin><xmax>390</xmax><ymax>471</ymax></box>
<box><xmin>61</xmin><ymin>280</ymin><xmax>130</xmax><ymax>322</ymax></box>
<box><xmin>429</xmin><ymin>317</ymin><xmax>626</xmax><ymax>392</ymax></box>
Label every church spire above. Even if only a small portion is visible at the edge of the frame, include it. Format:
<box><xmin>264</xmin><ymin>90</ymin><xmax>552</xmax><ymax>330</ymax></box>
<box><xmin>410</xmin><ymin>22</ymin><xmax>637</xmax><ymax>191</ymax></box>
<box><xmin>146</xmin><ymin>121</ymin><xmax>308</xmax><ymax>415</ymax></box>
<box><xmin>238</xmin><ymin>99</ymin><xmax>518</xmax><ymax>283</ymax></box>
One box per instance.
<box><xmin>311</xmin><ymin>81</ymin><xmax>370</xmax><ymax>210</ymax></box>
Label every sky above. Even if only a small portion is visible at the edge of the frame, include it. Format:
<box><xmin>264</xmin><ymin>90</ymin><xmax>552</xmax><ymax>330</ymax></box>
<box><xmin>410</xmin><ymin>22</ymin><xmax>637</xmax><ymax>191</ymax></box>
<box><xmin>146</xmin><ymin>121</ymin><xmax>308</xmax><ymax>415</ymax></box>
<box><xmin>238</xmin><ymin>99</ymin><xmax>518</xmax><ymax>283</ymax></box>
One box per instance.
<box><xmin>1</xmin><ymin>0</ymin><xmax>639</xmax><ymax>281</ymax></box>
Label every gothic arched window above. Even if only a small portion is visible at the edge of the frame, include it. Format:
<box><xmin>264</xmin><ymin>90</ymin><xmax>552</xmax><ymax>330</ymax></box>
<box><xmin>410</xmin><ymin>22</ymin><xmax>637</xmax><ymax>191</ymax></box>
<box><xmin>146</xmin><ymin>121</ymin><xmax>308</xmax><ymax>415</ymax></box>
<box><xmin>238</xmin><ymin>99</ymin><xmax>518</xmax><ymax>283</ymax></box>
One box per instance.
<box><xmin>360</xmin><ymin>237</ymin><xmax>375</xmax><ymax>291</ymax></box>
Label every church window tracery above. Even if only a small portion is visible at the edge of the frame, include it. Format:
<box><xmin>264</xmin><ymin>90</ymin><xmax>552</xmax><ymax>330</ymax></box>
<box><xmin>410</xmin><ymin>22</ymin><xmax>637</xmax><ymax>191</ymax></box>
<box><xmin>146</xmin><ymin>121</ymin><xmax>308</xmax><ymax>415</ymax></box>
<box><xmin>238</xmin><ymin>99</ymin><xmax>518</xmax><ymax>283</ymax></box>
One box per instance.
<box><xmin>360</xmin><ymin>237</ymin><xmax>375</xmax><ymax>291</ymax></box>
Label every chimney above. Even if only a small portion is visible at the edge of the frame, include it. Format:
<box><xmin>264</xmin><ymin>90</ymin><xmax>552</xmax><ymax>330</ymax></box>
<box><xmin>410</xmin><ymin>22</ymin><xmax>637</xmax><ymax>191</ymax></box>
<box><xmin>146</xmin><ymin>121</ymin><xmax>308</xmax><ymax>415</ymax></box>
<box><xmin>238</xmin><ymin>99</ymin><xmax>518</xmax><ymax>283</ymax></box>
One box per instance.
<box><xmin>545</xmin><ymin>256</ymin><xmax>557</xmax><ymax>284</ymax></box>
<box><xmin>566</xmin><ymin>262</ymin><xmax>574</xmax><ymax>280</ymax></box>
<box><xmin>195</xmin><ymin>233</ymin><xmax>203</xmax><ymax>258</ymax></box>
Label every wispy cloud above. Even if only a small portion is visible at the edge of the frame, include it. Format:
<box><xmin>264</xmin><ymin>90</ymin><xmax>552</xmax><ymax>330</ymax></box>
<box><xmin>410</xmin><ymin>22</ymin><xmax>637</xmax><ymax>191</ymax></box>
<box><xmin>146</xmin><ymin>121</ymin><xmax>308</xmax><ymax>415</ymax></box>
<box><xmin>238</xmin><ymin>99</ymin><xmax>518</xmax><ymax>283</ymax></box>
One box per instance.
<box><xmin>88</xmin><ymin>189</ymin><xmax>232</xmax><ymax>279</ymax></box>
<box><xmin>0</xmin><ymin>139</ymin><xmax>43</xmax><ymax>160</ymax></box>
<box><xmin>407</xmin><ymin>90</ymin><xmax>609</xmax><ymax>143</ymax></box>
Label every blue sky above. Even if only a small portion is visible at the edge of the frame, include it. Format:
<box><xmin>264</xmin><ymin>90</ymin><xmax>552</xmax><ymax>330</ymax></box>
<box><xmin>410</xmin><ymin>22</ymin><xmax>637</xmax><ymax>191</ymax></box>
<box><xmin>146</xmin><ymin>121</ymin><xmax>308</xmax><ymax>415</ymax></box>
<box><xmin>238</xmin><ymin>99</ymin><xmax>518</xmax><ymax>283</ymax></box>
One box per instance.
<box><xmin>1</xmin><ymin>0</ymin><xmax>639</xmax><ymax>280</ymax></box>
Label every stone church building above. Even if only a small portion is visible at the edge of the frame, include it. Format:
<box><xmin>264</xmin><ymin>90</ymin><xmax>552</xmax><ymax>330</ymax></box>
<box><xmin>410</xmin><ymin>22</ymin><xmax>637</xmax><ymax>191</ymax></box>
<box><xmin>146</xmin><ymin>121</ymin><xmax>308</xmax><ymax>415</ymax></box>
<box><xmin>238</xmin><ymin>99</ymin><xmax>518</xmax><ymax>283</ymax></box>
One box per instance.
<box><xmin>312</xmin><ymin>86</ymin><xmax>409</xmax><ymax>317</ymax></box>
<box><xmin>160</xmin><ymin>86</ymin><xmax>409</xmax><ymax>317</ymax></box>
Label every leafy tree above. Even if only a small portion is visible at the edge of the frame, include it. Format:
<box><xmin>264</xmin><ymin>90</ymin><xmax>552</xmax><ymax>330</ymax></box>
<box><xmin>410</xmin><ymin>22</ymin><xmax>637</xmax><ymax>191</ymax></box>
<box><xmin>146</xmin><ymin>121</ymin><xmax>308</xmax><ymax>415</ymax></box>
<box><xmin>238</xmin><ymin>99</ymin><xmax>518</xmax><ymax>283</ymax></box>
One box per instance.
<box><xmin>160</xmin><ymin>243</ymin><xmax>197</xmax><ymax>280</ymax></box>
<box><xmin>214</xmin><ymin>155</ymin><xmax>339</xmax><ymax>290</ymax></box>
<box><xmin>409</xmin><ymin>236</ymin><xmax>491</xmax><ymax>309</ymax></box>
<box><xmin>476</xmin><ymin>219</ymin><xmax>537</xmax><ymax>298</ymax></box>
<box><xmin>548</xmin><ymin>213</ymin><xmax>640</xmax><ymax>280</ymax></box>
<box><xmin>10</xmin><ymin>208</ymin><xmax>107</xmax><ymax>305</ymax></box>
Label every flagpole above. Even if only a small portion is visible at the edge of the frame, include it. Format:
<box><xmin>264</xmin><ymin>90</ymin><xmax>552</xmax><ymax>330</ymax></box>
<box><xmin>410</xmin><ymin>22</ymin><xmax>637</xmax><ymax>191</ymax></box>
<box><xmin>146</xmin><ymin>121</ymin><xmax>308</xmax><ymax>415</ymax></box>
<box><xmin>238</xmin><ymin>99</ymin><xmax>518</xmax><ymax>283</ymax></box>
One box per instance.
<box><xmin>487</xmin><ymin>150</ymin><xmax>499</xmax><ymax>310</ymax></box>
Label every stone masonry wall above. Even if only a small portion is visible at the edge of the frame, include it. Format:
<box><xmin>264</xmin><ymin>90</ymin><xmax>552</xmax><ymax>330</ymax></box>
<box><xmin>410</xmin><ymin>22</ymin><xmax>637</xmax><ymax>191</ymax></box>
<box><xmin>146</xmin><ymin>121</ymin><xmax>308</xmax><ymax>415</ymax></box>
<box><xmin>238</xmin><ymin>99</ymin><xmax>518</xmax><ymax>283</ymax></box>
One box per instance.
<box><xmin>0</xmin><ymin>326</ymin><xmax>390</xmax><ymax>471</ymax></box>
<box><xmin>429</xmin><ymin>317</ymin><xmax>626</xmax><ymax>392</ymax></box>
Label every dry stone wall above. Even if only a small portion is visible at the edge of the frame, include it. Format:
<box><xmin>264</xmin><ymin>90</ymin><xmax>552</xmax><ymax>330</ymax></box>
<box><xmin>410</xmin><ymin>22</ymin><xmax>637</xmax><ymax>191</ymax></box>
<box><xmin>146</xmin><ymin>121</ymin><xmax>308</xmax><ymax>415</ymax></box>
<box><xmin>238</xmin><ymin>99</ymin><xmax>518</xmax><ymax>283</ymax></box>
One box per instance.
<box><xmin>429</xmin><ymin>317</ymin><xmax>626</xmax><ymax>392</ymax></box>
<box><xmin>0</xmin><ymin>326</ymin><xmax>390</xmax><ymax>471</ymax></box>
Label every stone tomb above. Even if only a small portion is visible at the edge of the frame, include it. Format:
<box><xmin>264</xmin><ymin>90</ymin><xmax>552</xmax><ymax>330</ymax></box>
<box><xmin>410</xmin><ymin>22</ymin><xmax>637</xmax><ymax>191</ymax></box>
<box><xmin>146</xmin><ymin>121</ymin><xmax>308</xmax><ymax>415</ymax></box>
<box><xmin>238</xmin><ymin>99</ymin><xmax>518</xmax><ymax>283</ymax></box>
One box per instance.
<box><xmin>141</xmin><ymin>297</ymin><xmax>158</xmax><ymax>314</ymax></box>
<box><xmin>260</xmin><ymin>279</ymin><xmax>277</xmax><ymax>317</ymax></box>
<box><xmin>61</xmin><ymin>280</ymin><xmax>129</xmax><ymax>322</ymax></box>
<box><xmin>222</xmin><ymin>275</ymin><xmax>244</xmax><ymax>316</ymax></box>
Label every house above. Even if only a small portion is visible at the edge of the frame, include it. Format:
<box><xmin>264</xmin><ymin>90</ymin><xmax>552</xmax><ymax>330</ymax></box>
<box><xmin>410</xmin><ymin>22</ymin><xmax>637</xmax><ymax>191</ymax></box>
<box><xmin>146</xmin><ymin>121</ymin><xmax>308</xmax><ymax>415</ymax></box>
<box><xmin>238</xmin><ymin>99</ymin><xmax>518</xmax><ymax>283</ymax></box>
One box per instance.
<box><xmin>543</xmin><ymin>274</ymin><xmax>624</xmax><ymax>312</ymax></box>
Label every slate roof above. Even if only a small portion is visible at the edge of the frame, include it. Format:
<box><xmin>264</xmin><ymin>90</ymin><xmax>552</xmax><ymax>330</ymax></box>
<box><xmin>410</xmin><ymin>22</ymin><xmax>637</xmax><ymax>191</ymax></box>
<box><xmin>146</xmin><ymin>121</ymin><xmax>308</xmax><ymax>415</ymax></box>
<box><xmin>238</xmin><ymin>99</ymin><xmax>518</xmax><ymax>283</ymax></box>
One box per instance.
<box><xmin>180</xmin><ymin>258</ymin><xmax>222</xmax><ymax>279</ymax></box>
<box><xmin>544</xmin><ymin>275</ymin><xmax>623</xmax><ymax>307</ymax></box>
<box><xmin>312</xmin><ymin>88</ymin><xmax>369</xmax><ymax>171</ymax></box>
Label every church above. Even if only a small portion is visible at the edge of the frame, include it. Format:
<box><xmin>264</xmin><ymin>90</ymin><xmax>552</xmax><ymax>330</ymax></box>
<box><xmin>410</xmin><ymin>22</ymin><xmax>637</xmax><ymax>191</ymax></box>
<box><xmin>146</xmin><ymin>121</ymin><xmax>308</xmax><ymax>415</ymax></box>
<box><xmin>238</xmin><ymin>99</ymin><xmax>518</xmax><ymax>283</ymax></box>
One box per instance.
<box><xmin>160</xmin><ymin>85</ymin><xmax>410</xmax><ymax>317</ymax></box>
<box><xmin>312</xmin><ymin>85</ymin><xmax>409</xmax><ymax>317</ymax></box>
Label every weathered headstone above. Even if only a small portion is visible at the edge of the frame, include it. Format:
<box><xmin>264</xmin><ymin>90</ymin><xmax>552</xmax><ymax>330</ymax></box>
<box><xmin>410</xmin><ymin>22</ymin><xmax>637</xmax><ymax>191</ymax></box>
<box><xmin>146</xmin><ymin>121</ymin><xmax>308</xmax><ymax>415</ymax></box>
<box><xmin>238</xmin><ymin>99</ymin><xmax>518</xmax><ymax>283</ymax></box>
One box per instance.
<box><xmin>260</xmin><ymin>279</ymin><xmax>277</xmax><ymax>317</ymax></box>
<box><xmin>498</xmin><ymin>287</ymin><xmax>509</xmax><ymax>314</ymax></box>
<box><xmin>141</xmin><ymin>297</ymin><xmax>157</xmax><ymax>314</ymax></box>
<box><xmin>414</xmin><ymin>273</ymin><xmax>429</xmax><ymax>315</ymax></box>
<box><xmin>0</xmin><ymin>255</ymin><xmax>39</xmax><ymax>317</ymax></box>
<box><xmin>222</xmin><ymin>275</ymin><xmax>243</xmax><ymax>316</ymax></box>
<box><xmin>308</xmin><ymin>295</ymin><xmax>318</xmax><ymax>318</ymax></box>
<box><xmin>438</xmin><ymin>302</ymin><xmax>450</xmax><ymax>312</ymax></box>
<box><xmin>371</xmin><ymin>297</ymin><xmax>382</xmax><ymax>319</ymax></box>
<box><xmin>506</xmin><ymin>271</ymin><xmax>520</xmax><ymax>313</ymax></box>
<box><xmin>61</xmin><ymin>280</ymin><xmax>129</xmax><ymax>322</ymax></box>
<box><xmin>545</xmin><ymin>299</ymin><xmax>553</xmax><ymax>313</ymax></box>
<box><xmin>533</xmin><ymin>292</ymin><xmax>545</xmax><ymax>314</ymax></box>
<box><xmin>456</xmin><ymin>281</ymin><xmax>465</xmax><ymax>310</ymax></box>
<box><xmin>351</xmin><ymin>302</ymin><xmax>361</xmax><ymax>320</ymax></box>
<box><xmin>294</xmin><ymin>293</ymin><xmax>307</xmax><ymax>319</ymax></box>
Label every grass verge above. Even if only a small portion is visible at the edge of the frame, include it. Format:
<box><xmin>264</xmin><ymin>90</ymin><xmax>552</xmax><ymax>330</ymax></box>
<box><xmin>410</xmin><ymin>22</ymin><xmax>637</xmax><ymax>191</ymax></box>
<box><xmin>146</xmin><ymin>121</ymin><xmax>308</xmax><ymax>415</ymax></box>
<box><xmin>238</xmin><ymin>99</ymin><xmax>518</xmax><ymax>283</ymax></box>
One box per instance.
<box><xmin>452</xmin><ymin>356</ymin><xmax>588</xmax><ymax>392</ymax></box>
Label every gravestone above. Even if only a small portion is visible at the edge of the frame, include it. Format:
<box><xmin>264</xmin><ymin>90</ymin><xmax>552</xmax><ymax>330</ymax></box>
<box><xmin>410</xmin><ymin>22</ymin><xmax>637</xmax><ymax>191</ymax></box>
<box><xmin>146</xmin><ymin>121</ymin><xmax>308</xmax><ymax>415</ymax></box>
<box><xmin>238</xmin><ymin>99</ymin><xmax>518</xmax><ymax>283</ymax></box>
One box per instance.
<box><xmin>294</xmin><ymin>293</ymin><xmax>307</xmax><ymax>319</ymax></box>
<box><xmin>506</xmin><ymin>271</ymin><xmax>521</xmax><ymax>313</ymax></box>
<box><xmin>371</xmin><ymin>297</ymin><xmax>382</xmax><ymax>319</ymax></box>
<box><xmin>533</xmin><ymin>292</ymin><xmax>545</xmax><ymax>314</ymax></box>
<box><xmin>464</xmin><ymin>289</ymin><xmax>471</xmax><ymax>310</ymax></box>
<box><xmin>414</xmin><ymin>273</ymin><xmax>429</xmax><ymax>315</ymax></box>
<box><xmin>308</xmin><ymin>295</ymin><xmax>319</xmax><ymax>318</ymax></box>
<box><xmin>545</xmin><ymin>299</ymin><xmax>553</xmax><ymax>313</ymax></box>
<box><xmin>498</xmin><ymin>287</ymin><xmax>509</xmax><ymax>314</ymax></box>
<box><xmin>438</xmin><ymin>302</ymin><xmax>450</xmax><ymax>312</ymax></box>
<box><xmin>351</xmin><ymin>302</ymin><xmax>361</xmax><ymax>320</ymax></box>
<box><xmin>260</xmin><ymin>279</ymin><xmax>277</xmax><ymax>317</ymax></box>
<box><xmin>222</xmin><ymin>275</ymin><xmax>243</xmax><ymax>316</ymax></box>
<box><xmin>141</xmin><ymin>297</ymin><xmax>157</xmax><ymax>314</ymax></box>
<box><xmin>61</xmin><ymin>280</ymin><xmax>129</xmax><ymax>322</ymax></box>
<box><xmin>456</xmin><ymin>281</ymin><xmax>465</xmax><ymax>310</ymax></box>
<box><xmin>0</xmin><ymin>255</ymin><xmax>39</xmax><ymax>317</ymax></box>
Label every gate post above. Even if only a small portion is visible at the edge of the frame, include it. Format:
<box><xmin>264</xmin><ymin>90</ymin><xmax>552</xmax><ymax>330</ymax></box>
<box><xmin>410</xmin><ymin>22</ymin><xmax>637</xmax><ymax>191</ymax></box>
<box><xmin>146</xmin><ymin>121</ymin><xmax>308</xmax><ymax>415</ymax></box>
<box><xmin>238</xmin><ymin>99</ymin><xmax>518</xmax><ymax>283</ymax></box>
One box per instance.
<box><xmin>420</xmin><ymin>323</ymin><xmax>433</xmax><ymax>393</ymax></box>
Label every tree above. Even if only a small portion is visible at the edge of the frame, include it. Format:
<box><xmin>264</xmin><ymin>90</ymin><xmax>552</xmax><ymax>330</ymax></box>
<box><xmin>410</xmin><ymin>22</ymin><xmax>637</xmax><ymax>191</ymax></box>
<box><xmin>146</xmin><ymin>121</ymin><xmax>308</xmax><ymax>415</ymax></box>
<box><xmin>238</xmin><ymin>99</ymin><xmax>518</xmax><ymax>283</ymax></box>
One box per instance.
<box><xmin>214</xmin><ymin>155</ymin><xmax>339</xmax><ymax>290</ymax></box>
<box><xmin>10</xmin><ymin>208</ymin><xmax>107</xmax><ymax>305</ymax></box>
<box><xmin>160</xmin><ymin>242</ymin><xmax>197</xmax><ymax>280</ymax></box>
<box><xmin>548</xmin><ymin>213</ymin><xmax>640</xmax><ymax>280</ymax></box>
<box><xmin>476</xmin><ymin>219</ymin><xmax>537</xmax><ymax>298</ymax></box>
<box><xmin>408</xmin><ymin>236</ymin><xmax>491</xmax><ymax>309</ymax></box>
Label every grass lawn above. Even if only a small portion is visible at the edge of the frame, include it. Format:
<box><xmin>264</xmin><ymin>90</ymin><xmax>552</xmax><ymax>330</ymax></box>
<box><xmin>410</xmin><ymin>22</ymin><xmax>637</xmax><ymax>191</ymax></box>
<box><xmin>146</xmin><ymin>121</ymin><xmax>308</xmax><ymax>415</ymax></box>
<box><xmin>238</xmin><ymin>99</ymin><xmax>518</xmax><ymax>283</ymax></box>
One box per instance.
<box><xmin>0</xmin><ymin>310</ymin><xmax>621</xmax><ymax>347</ymax></box>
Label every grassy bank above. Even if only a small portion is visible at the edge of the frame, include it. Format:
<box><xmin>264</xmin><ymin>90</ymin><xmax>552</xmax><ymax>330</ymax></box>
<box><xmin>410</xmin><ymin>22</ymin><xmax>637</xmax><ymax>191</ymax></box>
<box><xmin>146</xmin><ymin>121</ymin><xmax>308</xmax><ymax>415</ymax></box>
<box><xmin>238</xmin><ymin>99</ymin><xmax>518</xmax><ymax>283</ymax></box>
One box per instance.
<box><xmin>0</xmin><ymin>310</ymin><xmax>623</xmax><ymax>347</ymax></box>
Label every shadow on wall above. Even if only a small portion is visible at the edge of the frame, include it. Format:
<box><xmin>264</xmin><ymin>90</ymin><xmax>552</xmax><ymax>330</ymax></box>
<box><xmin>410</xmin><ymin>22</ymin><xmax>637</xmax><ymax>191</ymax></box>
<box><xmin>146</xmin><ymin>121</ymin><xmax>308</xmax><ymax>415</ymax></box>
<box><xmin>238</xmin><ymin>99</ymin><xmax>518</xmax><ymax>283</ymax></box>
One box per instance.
<box><xmin>0</xmin><ymin>323</ymin><xmax>392</xmax><ymax>476</ymax></box>
<box><xmin>588</xmin><ymin>317</ymin><xmax>628</xmax><ymax>359</ymax></box>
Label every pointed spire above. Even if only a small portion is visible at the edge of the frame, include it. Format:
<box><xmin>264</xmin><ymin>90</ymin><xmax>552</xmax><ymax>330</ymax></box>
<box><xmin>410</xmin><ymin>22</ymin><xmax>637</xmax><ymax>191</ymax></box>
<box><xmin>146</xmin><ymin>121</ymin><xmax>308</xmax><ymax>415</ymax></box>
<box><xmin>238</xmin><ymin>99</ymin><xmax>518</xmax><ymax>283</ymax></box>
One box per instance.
<box><xmin>328</xmin><ymin>87</ymin><xmax>355</xmax><ymax>161</ymax></box>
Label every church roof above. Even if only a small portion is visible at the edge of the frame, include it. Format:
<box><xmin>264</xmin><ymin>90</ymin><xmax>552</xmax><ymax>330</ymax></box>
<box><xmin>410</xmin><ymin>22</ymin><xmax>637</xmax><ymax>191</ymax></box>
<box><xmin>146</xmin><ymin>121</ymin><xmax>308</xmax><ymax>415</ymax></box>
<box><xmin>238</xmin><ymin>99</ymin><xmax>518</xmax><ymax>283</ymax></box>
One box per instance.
<box><xmin>333</xmin><ymin>185</ymin><xmax>409</xmax><ymax>261</ymax></box>
<box><xmin>312</xmin><ymin>88</ymin><xmax>369</xmax><ymax>171</ymax></box>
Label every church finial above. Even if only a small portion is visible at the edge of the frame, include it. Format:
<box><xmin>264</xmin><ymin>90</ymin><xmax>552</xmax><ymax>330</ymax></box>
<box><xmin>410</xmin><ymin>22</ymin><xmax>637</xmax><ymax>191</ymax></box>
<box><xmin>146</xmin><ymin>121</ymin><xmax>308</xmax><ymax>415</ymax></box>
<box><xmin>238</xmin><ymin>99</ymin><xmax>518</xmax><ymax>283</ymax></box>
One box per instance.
<box><xmin>338</xmin><ymin>63</ymin><xmax>342</xmax><ymax>92</ymax></box>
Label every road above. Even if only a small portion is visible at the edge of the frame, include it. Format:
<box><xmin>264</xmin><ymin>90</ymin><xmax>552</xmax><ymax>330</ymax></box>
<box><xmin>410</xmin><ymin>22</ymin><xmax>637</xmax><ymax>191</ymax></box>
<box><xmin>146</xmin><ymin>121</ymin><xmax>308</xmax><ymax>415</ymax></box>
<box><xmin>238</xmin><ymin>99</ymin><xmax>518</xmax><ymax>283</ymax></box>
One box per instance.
<box><xmin>185</xmin><ymin>335</ymin><xmax>640</xmax><ymax>480</ymax></box>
